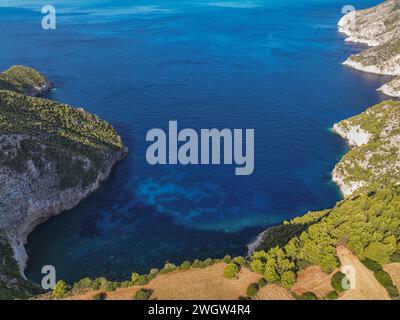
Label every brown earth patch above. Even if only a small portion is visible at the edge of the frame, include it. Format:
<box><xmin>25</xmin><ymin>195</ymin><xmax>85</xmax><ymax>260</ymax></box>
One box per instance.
<box><xmin>254</xmin><ymin>284</ymin><xmax>294</xmax><ymax>300</ymax></box>
<box><xmin>66</xmin><ymin>263</ymin><xmax>260</xmax><ymax>300</ymax></box>
<box><xmin>292</xmin><ymin>266</ymin><xmax>333</xmax><ymax>299</ymax></box>
<box><xmin>337</xmin><ymin>246</ymin><xmax>390</xmax><ymax>300</ymax></box>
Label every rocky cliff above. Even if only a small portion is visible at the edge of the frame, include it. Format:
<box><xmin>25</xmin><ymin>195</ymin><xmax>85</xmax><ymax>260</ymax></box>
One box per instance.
<box><xmin>332</xmin><ymin>100</ymin><xmax>400</xmax><ymax>197</ymax></box>
<box><xmin>338</xmin><ymin>0</ymin><xmax>400</xmax><ymax>97</ymax></box>
<box><xmin>0</xmin><ymin>66</ymin><xmax>127</xmax><ymax>298</ymax></box>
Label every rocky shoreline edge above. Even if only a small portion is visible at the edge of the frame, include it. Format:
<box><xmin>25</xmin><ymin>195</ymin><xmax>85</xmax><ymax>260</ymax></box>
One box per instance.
<box><xmin>248</xmin><ymin>0</ymin><xmax>399</xmax><ymax>254</ymax></box>
<box><xmin>0</xmin><ymin>66</ymin><xmax>128</xmax><ymax>282</ymax></box>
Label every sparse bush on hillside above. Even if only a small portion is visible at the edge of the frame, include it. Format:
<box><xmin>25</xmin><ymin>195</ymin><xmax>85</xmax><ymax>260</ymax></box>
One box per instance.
<box><xmin>134</xmin><ymin>289</ymin><xmax>152</xmax><ymax>300</ymax></box>
<box><xmin>149</xmin><ymin>268</ymin><xmax>159</xmax><ymax>276</ymax></box>
<box><xmin>374</xmin><ymin>270</ymin><xmax>393</xmax><ymax>288</ymax></box>
<box><xmin>372</xmin><ymin>269</ymin><xmax>399</xmax><ymax>298</ymax></box>
<box><xmin>246</xmin><ymin>283</ymin><xmax>259</xmax><ymax>298</ymax></box>
<box><xmin>136</xmin><ymin>275</ymin><xmax>149</xmax><ymax>286</ymax></box>
<box><xmin>331</xmin><ymin>272</ymin><xmax>348</xmax><ymax>293</ymax></box>
<box><xmin>160</xmin><ymin>263</ymin><xmax>178</xmax><ymax>274</ymax></box>
<box><xmin>223</xmin><ymin>255</ymin><xmax>232</xmax><ymax>264</ymax></box>
<box><xmin>203</xmin><ymin>258</ymin><xmax>214</xmax><ymax>267</ymax></box>
<box><xmin>104</xmin><ymin>281</ymin><xmax>119</xmax><ymax>292</ymax></box>
<box><xmin>92</xmin><ymin>292</ymin><xmax>107</xmax><ymax>300</ymax></box>
<box><xmin>233</xmin><ymin>256</ymin><xmax>246</xmax><ymax>266</ymax></box>
<box><xmin>73</xmin><ymin>277</ymin><xmax>92</xmax><ymax>293</ymax></box>
<box><xmin>390</xmin><ymin>252</ymin><xmax>400</xmax><ymax>263</ymax></box>
<box><xmin>223</xmin><ymin>263</ymin><xmax>239</xmax><ymax>279</ymax></box>
<box><xmin>180</xmin><ymin>261</ymin><xmax>191</xmax><ymax>270</ymax></box>
<box><xmin>325</xmin><ymin>291</ymin><xmax>339</xmax><ymax>300</ymax></box>
<box><xmin>386</xmin><ymin>285</ymin><xmax>400</xmax><ymax>299</ymax></box>
<box><xmin>131</xmin><ymin>272</ymin><xmax>140</xmax><ymax>284</ymax></box>
<box><xmin>295</xmin><ymin>292</ymin><xmax>318</xmax><ymax>300</ymax></box>
<box><xmin>361</xmin><ymin>258</ymin><xmax>382</xmax><ymax>272</ymax></box>
<box><xmin>52</xmin><ymin>280</ymin><xmax>69</xmax><ymax>299</ymax></box>
<box><xmin>120</xmin><ymin>281</ymin><xmax>132</xmax><ymax>288</ymax></box>
<box><xmin>280</xmin><ymin>271</ymin><xmax>296</xmax><ymax>289</ymax></box>
<box><xmin>257</xmin><ymin>278</ymin><xmax>267</xmax><ymax>288</ymax></box>
<box><xmin>191</xmin><ymin>259</ymin><xmax>203</xmax><ymax>268</ymax></box>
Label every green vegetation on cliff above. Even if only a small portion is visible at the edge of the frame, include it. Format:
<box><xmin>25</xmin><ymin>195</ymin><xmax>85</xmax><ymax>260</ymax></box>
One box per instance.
<box><xmin>334</xmin><ymin>100</ymin><xmax>400</xmax><ymax>195</ymax></box>
<box><xmin>0</xmin><ymin>89</ymin><xmax>124</xmax><ymax>189</ymax></box>
<box><xmin>0</xmin><ymin>65</ymin><xmax>49</xmax><ymax>94</ymax></box>
<box><xmin>0</xmin><ymin>65</ymin><xmax>127</xmax><ymax>300</ymax></box>
<box><xmin>250</xmin><ymin>186</ymin><xmax>400</xmax><ymax>287</ymax></box>
<box><xmin>0</xmin><ymin>237</ymin><xmax>41</xmax><ymax>299</ymax></box>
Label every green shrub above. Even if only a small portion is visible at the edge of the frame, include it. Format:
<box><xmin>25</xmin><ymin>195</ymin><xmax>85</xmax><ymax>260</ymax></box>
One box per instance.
<box><xmin>104</xmin><ymin>281</ymin><xmax>119</xmax><ymax>292</ymax></box>
<box><xmin>390</xmin><ymin>252</ymin><xmax>400</xmax><ymax>263</ymax></box>
<box><xmin>134</xmin><ymin>289</ymin><xmax>152</xmax><ymax>300</ymax></box>
<box><xmin>325</xmin><ymin>291</ymin><xmax>339</xmax><ymax>300</ymax></box>
<box><xmin>52</xmin><ymin>280</ymin><xmax>69</xmax><ymax>299</ymax></box>
<box><xmin>160</xmin><ymin>263</ymin><xmax>178</xmax><ymax>274</ymax></box>
<box><xmin>233</xmin><ymin>256</ymin><xmax>246</xmax><ymax>266</ymax></box>
<box><xmin>249</xmin><ymin>259</ymin><xmax>264</xmax><ymax>274</ymax></box>
<box><xmin>92</xmin><ymin>292</ymin><xmax>107</xmax><ymax>300</ymax></box>
<box><xmin>203</xmin><ymin>258</ymin><xmax>214</xmax><ymax>267</ymax></box>
<box><xmin>223</xmin><ymin>255</ymin><xmax>232</xmax><ymax>264</ymax></box>
<box><xmin>191</xmin><ymin>259</ymin><xmax>203</xmax><ymax>268</ymax></box>
<box><xmin>296</xmin><ymin>259</ymin><xmax>312</xmax><ymax>271</ymax></box>
<box><xmin>120</xmin><ymin>281</ymin><xmax>132</xmax><ymax>288</ymax></box>
<box><xmin>257</xmin><ymin>278</ymin><xmax>267</xmax><ymax>288</ymax></box>
<box><xmin>331</xmin><ymin>272</ymin><xmax>348</xmax><ymax>293</ymax></box>
<box><xmin>386</xmin><ymin>285</ymin><xmax>400</xmax><ymax>298</ymax></box>
<box><xmin>372</xmin><ymin>270</ymin><xmax>399</xmax><ymax>298</ymax></box>
<box><xmin>91</xmin><ymin>277</ymin><xmax>107</xmax><ymax>290</ymax></box>
<box><xmin>280</xmin><ymin>271</ymin><xmax>296</xmax><ymax>289</ymax></box>
<box><xmin>131</xmin><ymin>272</ymin><xmax>140</xmax><ymax>284</ymax></box>
<box><xmin>246</xmin><ymin>283</ymin><xmax>259</xmax><ymax>298</ymax></box>
<box><xmin>361</xmin><ymin>258</ymin><xmax>382</xmax><ymax>272</ymax></box>
<box><xmin>364</xmin><ymin>242</ymin><xmax>391</xmax><ymax>265</ymax></box>
<box><xmin>374</xmin><ymin>270</ymin><xmax>393</xmax><ymax>287</ymax></box>
<box><xmin>295</xmin><ymin>292</ymin><xmax>318</xmax><ymax>300</ymax></box>
<box><xmin>137</xmin><ymin>275</ymin><xmax>149</xmax><ymax>286</ymax></box>
<box><xmin>73</xmin><ymin>277</ymin><xmax>92</xmax><ymax>293</ymax></box>
<box><xmin>223</xmin><ymin>263</ymin><xmax>239</xmax><ymax>279</ymax></box>
<box><xmin>180</xmin><ymin>261</ymin><xmax>191</xmax><ymax>270</ymax></box>
<box><xmin>149</xmin><ymin>268</ymin><xmax>159</xmax><ymax>276</ymax></box>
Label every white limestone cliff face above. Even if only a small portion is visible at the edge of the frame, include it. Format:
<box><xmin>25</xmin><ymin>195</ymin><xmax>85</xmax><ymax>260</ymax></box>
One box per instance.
<box><xmin>332</xmin><ymin>123</ymin><xmax>371</xmax><ymax>197</ymax></box>
<box><xmin>378</xmin><ymin>76</ymin><xmax>400</xmax><ymax>97</ymax></box>
<box><xmin>339</xmin><ymin>0</ymin><xmax>400</xmax><ymax>96</ymax></box>
<box><xmin>338</xmin><ymin>0</ymin><xmax>400</xmax><ymax>46</ymax></box>
<box><xmin>0</xmin><ymin>134</ymin><xmax>127</xmax><ymax>276</ymax></box>
<box><xmin>332</xmin><ymin>123</ymin><xmax>371</xmax><ymax>148</ymax></box>
<box><xmin>0</xmin><ymin>67</ymin><xmax>128</xmax><ymax>281</ymax></box>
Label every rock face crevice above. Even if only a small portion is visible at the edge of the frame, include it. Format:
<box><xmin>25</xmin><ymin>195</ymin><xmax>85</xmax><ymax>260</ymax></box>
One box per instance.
<box><xmin>0</xmin><ymin>66</ymin><xmax>127</xmax><ymax>295</ymax></box>
<box><xmin>338</xmin><ymin>0</ymin><xmax>400</xmax><ymax>97</ymax></box>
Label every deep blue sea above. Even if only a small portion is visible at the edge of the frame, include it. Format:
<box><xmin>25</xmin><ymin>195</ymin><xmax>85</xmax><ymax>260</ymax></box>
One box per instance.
<box><xmin>0</xmin><ymin>0</ymin><xmax>390</xmax><ymax>283</ymax></box>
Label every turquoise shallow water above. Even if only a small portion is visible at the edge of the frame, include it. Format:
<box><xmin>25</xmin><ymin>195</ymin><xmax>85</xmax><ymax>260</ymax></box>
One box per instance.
<box><xmin>0</xmin><ymin>0</ymin><xmax>389</xmax><ymax>283</ymax></box>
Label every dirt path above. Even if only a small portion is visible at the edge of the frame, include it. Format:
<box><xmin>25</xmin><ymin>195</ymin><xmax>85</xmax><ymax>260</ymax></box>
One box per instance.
<box><xmin>337</xmin><ymin>246</ymin><xmax>390</xmax><ymax>300</ymax></box>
